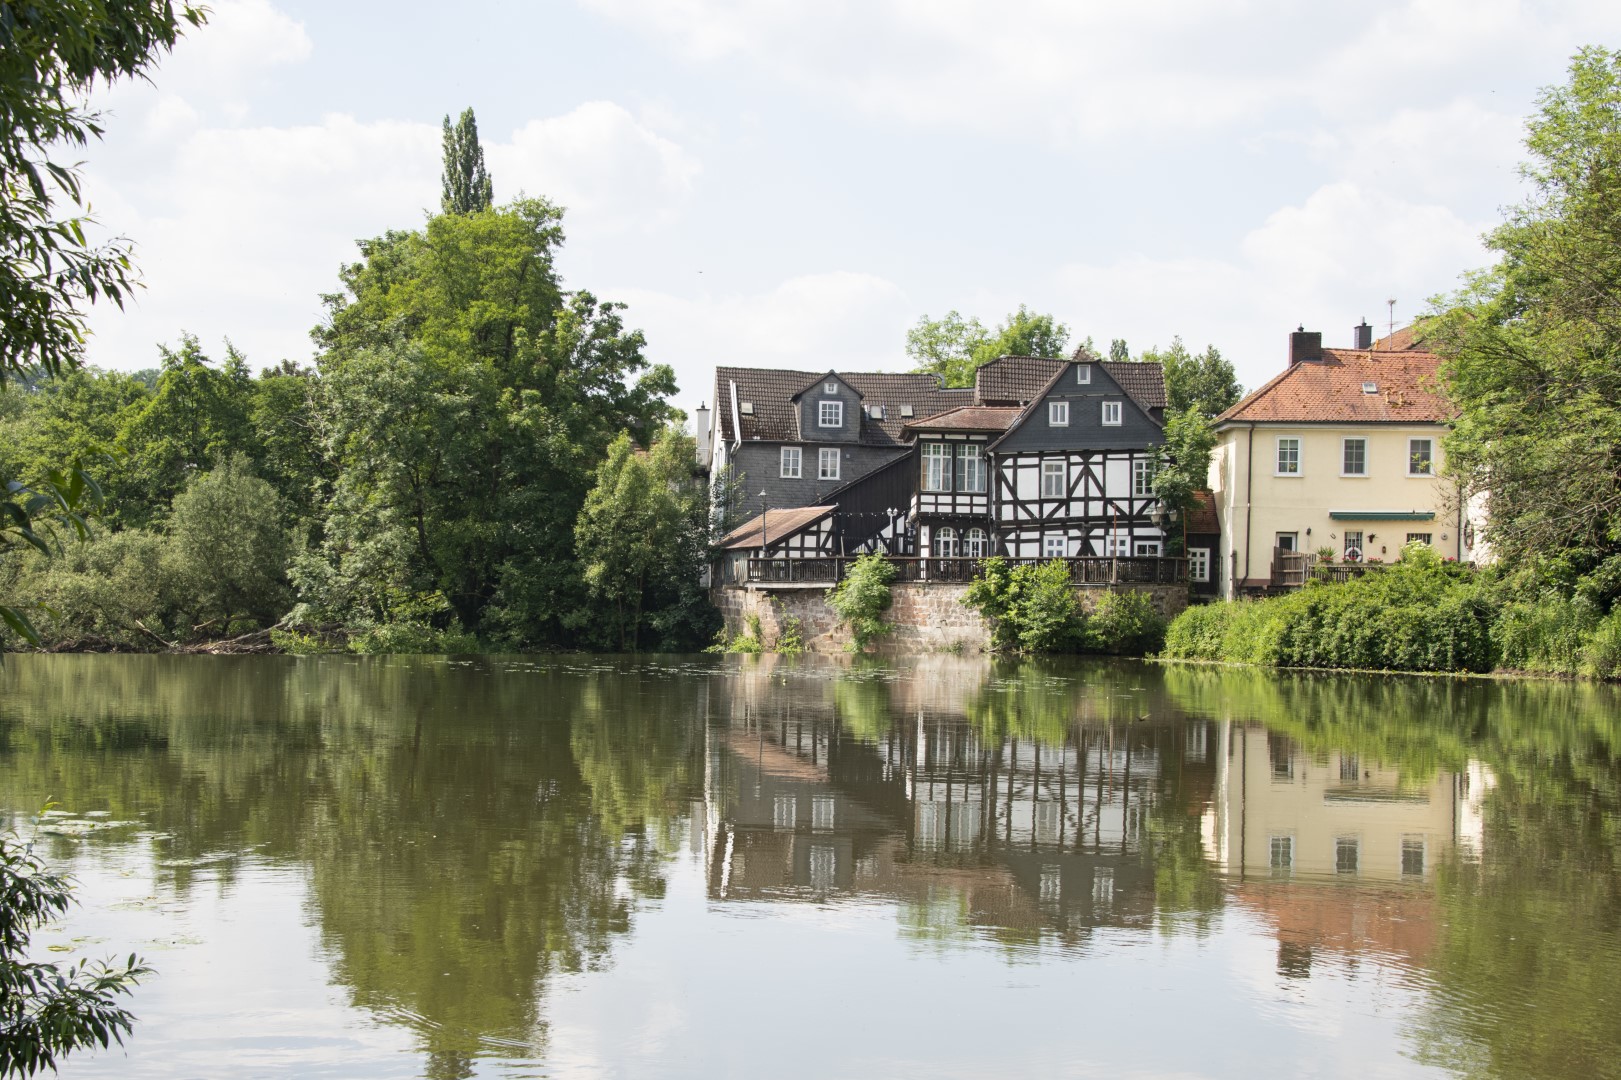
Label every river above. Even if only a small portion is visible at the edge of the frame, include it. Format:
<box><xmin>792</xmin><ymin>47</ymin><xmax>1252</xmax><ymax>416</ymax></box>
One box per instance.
<box><xmin>1</xmin><ymin>653</ymin><xmax>1617</xmax><ymax>1079</ymax></box>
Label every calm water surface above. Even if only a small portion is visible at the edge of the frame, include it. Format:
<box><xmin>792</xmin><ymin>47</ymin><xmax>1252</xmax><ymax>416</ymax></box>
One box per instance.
<box><xmin>1</xmin><ymin>654</ymin><xmax>1618</xmax><ymax>1079</ymax></box>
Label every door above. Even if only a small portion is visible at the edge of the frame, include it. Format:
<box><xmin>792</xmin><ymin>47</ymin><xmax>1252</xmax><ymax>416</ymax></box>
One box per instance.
<box><xmin>1275</xmin><ymin>532</ymin><xmax>1298</xmax><ymax>552</ymax></box>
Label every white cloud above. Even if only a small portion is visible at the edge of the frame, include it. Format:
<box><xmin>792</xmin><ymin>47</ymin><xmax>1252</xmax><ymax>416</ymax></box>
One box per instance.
<box><xmin>490</xmin><ymin>102</ymin><xmax>702</xmax><ymax>232</ymax></box>
<box><xmin>1052</xmin><ymin>181</ymin><xmax>1491</xmax><ymax>387</ymax></box>
<box><xmin>608</xmin><ymin>271</ymin><xmax>914</xmax><ymax>407</ymax></box>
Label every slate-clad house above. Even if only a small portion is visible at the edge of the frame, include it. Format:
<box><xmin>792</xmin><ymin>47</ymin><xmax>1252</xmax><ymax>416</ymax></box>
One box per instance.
<box><xmin>704</xmin><ymin>352</ymin><xmax>1186</xmax><ymax>569</ymax></box>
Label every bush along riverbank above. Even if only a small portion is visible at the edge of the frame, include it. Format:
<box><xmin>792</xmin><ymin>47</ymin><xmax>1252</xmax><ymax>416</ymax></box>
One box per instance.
<box><xmin>1161</xmin><ymin>543</ymin><xmax>1621</xmax><ymax>678</ymax></box>
<box><xmin>961</xmin><ymin>557</ymin><xmax>1168</xmax><ymax>656</ymax></box>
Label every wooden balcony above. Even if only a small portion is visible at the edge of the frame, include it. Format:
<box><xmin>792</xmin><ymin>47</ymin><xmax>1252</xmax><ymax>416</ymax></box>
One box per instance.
<box><xmin>742</xmin><ymin>556</ymin><xmax>1189</xmax><ymax>587</ymax></box>
<box><xmin>1269</xmin><ymin>548</ymin><xmax>1388</xmax><ymax>589</ymax></box>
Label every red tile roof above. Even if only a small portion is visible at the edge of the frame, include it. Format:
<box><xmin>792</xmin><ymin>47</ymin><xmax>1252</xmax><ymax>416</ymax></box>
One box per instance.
<box><xmin>1215</xmin><ymin>348</ymin><xmax>1452</xmax><ymax>426</ymax></box>
<box><xmin>902</xmin><ymin>406</ymin><xmax>1023</xmax><ymax>434</ymax></box>
<box><xmin>718</xmin><ymin>506</ymin><xmax>834</xmax><ymax>550</ymax></box>
<box><xmin>1185</xmin><ymin>490</ymin><xmax>1219</xmax><ymax>535</ymax></box>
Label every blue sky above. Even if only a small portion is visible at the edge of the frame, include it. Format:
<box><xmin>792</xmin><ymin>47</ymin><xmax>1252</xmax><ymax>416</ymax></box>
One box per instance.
<box><xmin>77</xmin><ymin>0</ymin><xmax>1621</xmax><ymax>414</ymax></box>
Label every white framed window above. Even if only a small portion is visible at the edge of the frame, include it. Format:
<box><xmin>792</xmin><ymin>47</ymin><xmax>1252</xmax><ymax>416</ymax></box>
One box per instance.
<box><xmin>965</xmin><ymin>528</ymin><xmax>988</xmax><ymax>558</ymax></box>
<box><xmin>1049</xmin><ymin>401</ymin><xmax>1070</xmax><ymax>427</ymax></box>
<box><xmin>1101</xmin><ymin>400</ymin><xmax>1122</xmax><ymax>426</ymax></box>
<box><xmin>1041</xmin><ymin>459</ymin><xmax>1065</xmax><ymax>498</ymax></box>
<box><xmin>1342</xmin><ymin>437</ymin><xmax>1367</xmax><ymax>476</ymax></box>
<box><xmin>1269</xmin><ymin>835</ymin><xmax>1294</xmax><ymax>877</ymax></box>
<box><xmin>1105</xmin><ymin>532</ymin><xmax>1127</xmax><ymax>557</ymax></box>
<box><xmin>1343</xmin><ymin>531</ymin><xmax>1363</xmax><ymax>559</ymax></box>
<box><xmin>1406</xmin><ymin>532</ymin><xmax>1433</xmax><ymax>546</ymax></box>
<box><xmin>1076</xmin><ymin>365</ymin><xmax>1091</xmax><ymax>384</ymax></box>
<box><xmin>823</xmin><ymin>381</ymin><xmax>838</xmax><ymax>395</ymax></box>
<box><xmin>1408</xmin><ymin>437</ymin><xmax>1434</xmax><ymax>475</ymax></box>
<box><xmin>818</xmin><ymin>448</ymin><xmax>840</xmax><ymax>480</ymax></box>
<box><xmin>1335</xmin><ymin>837</ymin><xmax>1360</xmax><ymax>876</ymax></box>
<box><xmin>936</xmin><ymin>526</ymin><xmax>957</xmax><ymax>557</ymax></box>
<box><xmin>779</xmin><ymin>446</ymin><xmax>801</xmax><ymax>479</ymax></box>
<box><xmin>1134</xmin><ymin>540</ymin><xmax>1161</xmax><ymax>556</ymax></box>
<box><xmin>1133</xmin><ymin>458</ymin><xmax>1154</xmax><ymax>497</ymax></box>
<box><xmin>1401</xmin><ymin>836</ymin><xmax>1426</xmax><ymax>877</ymax></box>
<box><xmin>818</xmin><ymin>400</ymin><xmax>843</xmax><ymax>428</ymax></box>
<box><xmin>1043</xmin><ymin>534</ymin><xmax>1066</xmax><ymax>559</ymax></box>
<box><xmin>1189</xmin><ymin>547</ymin><xmax>1211</xmax><ymax>582</ymax></box>
<box><xmin>922</xmin><ymin>444</ymin><xmax>951</xmax><ymax>492</ymax></box>
<box><xmin>1276</xmin><ymin>436</ymin><xmax>1301</xmax><ymax>475</ymax></box>
<box><xmin>956</xmin><ymin>444</ymin><xmax>986</xmax><ymax>493</ymax></box>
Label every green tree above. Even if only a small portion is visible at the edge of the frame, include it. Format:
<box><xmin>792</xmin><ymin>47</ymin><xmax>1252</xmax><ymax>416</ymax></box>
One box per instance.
<box><xmin>0</xmin><ymin>824</ymin><xmax>150</xmax><ymax>1076</ymax></box>
<box><xmin>827</xmin><ymin>553</ymin><xmax>896</xmax><ymax>651</ymax></box>
<box><xmin>167</xmin><ymin>454</ymin><xmax>292</xmax><ymax>635</ymax></box>
<box><xmin>0</xmin><ymin>1</ymin><xmax>205</xmax><ymax>383</ymax></box>
<box><xmin>1109</xmin><ymin>338</ymin><xmax>1130</xmax><ymax>362</ymax></box>
<box><xmin>1428</xmin><ymin>47</ymin><xmax>1621</xmax><ymax>607</ymax></box>
<box><xmin>440</xmin><ymin>107</ymin><xmax>494</xmax><ymax>215</ymax></box>
<box><xmin>906</xmin><ymin>305</ymin><xmax>1071</xmax><ymax>387</ymax></box>
<box><xmin>1138</xmin><ymin>337</ymin><xmax>1241</xmax><ymax>419</ymax></box>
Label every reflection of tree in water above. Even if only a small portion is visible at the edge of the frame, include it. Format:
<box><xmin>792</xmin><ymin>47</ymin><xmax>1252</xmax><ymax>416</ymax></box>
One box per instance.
<box><xmin>0</xmin><ymin>655</ymin><xmax>707</xmax><ymax>1077</ymax></box>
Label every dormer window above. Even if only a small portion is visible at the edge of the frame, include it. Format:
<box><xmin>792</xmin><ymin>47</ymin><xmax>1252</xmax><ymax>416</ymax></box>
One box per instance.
<box><xmin>1362</xmin><ymin>381</ymin><xmax>1378</xmax><ymax>394</ymax></box>
<box><xmin>1076</xmin><ymin>365</ymin><xmax>1091</xmax><ymax>385</ymax></box>
<box><xmin>824</xmin><ymin>381</ymin><xmax>838</xmax><ymax>395</ymax></box>
<box><xmin>819</xmin><ymin>400</ymin><xmax>843</xmax><ymax>428</ymax></box>
<box><xmin>739</xmin><ymin>401</ymin><xmax>754</xmax><ymax>415</ymax></box>
<box><xmin>868</xmin><ymin>404</ymin><xmax>886</xmax><ymax>421</ymax></box>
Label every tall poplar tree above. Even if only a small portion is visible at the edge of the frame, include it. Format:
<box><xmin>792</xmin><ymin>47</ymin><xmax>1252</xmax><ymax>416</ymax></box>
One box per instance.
<box><xmin>440</xmin><ymin>107</ymin><xmax>494</xmax><ymax>214</ymax></box>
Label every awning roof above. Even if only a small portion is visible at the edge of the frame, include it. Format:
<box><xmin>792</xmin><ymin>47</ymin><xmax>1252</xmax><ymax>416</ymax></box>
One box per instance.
<box><xmin>1327</xmin><ymin>511</ymin><xmax>1436</xmax><ymax>521</ymax></box>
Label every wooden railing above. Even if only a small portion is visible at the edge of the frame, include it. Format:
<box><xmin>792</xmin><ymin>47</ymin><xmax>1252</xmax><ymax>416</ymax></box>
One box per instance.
<box><xmin>1269</xmin><ymin>548</ymin><xmax>1389</xmax><ymax>588</ymax></box>
<box><xmin>742</xmin><ymin>556</ymin><xmax>1189</xmax><ymax>586</ymax></box>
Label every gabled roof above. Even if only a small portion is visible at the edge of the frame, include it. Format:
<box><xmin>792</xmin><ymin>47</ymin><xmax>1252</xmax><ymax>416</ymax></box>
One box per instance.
<box><xmin>973</xmin><ymin>355</ymin><xmax>1168</xmax><ymax>411</ymax></box>
<box><xmin>715</xmin><ymin>367</ymin><xmax>970</xmax><ymax>447</ymax></box>
<box><xmin>790</xmin><ymin>370</ymin><xmax>863</xmax><ymax>401</ymax></box>
<box><xmin>718</xmin><ymin>506</ymin><xmax>834</xmax><ymax>550</ymax></box>
<box><xmin>901</xmin><ymin>405</ymin><xmax>1023</xmax><ymax>435</ymax></box>
<box><xmin>1215</xmin><ymin>348</ymin><xmax>1452</xmax><ymax>426</ymax></box>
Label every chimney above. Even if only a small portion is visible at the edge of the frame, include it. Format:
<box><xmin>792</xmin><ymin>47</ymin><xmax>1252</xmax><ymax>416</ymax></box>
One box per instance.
<box><xmin>693</xmin><ymin>401</ymin><xmax>712</xmax><ymax>469</ymax></box>
<box><xmin>1288</xmin><ymin>326</ymin><xmax>1323</xmax><ymax>367</ymax></box>
<box><xmin>1353</xmin><ymin>318</ymin><xmax>1373</xmax><ymax>350</ymax></box>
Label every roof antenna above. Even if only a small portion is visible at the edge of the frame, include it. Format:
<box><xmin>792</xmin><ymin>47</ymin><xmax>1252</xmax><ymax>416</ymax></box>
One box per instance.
<box><xmin>1386</xmin><ymin>298</ymin><xmax>1396</xmax><ymax>346</ymax></box>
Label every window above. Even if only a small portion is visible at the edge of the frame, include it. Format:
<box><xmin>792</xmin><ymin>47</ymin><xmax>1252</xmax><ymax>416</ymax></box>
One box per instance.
<box><xmin>739</xmin><ymin>401</ymin><xmax>754</xmax><ymax>415</ymax></box>
<box><xmin>1362</xmin><ymin>380</ymin><xmax>1379</xmax><ymax>394</ymax></box>
<box><xmin>1275</xmin><ymin>532</ymin><xmax>1298</xmax><ymax>552</ymax></box>
<box><xmin>956</xmin><ymin>444</ymin><xmax>986</xmax><ymax>493</ymax></box>
<box><xmin>965</xmin><ymin>528</ymin><xmax>988</xmax><ymax>558</ymax></box>
<box><xmin>1189</xmin><ymin>548</ymin><xmax>1210</xmax><ymax>582</ymax></box>
<box><xmin>823</xmin><ymin>381</ymin><xmax>838</xmax><ymax>395</ymax></box>
<box><xmin>1076</xmin><ymin>365</ymin><xmax>1091</xmax><ymax>385</ymax></box>
<box><xmin>899</xmin><ymin>404</ymin><xmax>914</xmax><ymax>418</ymax></box>
<box><xmin>936</xmin><ymin>527</ymin><xmax>957</xmax><ymax>558</ymax></box>
<box><xmin>818</xmin><ymin>448</ymin><xmax>840</xmax><ymax>480</ymax></box>
<box><xmin>1342</xmin><ymin>437</ymin><xmax>1367</xmax><ymax>476</ymax></box>
<box><xmin>812</xmin><ymin>794</ymin><xmax>836</xmax><ymax>831</ymax></box>
<box><xmin>1276</xmin><ymin>437</ymin><xmax>1301</xmax><ymax>475</ymax></box>
<box><xmin>867</xmin><ymin>404</ymin><xmax>885</xmax><ymax>421</ymax></box>
<box><xmin>1407</xmin><ymin>532</ymin><xmax>1432</xmax><ymax>546</ymax></box>
<box><xmin>1269</xmin><ymin>835</ymin><xmax>1294</xmax><ymax>877</ymax></box>
<box><xmin>1133</xmin><ymin>458</ymin><xmax>1154</xmax><ymax>497</ymax></box>
<box><xmin>1041</xmin><ymin>459</ymin><xmax>1065</xmax><ymax>499</ymax></box>
<box><xmin>1101</xmin><ymin>400</ymin><xmax>1122</xmax><ymax>426</ymax></box>
<box><xmin>773</xmin><ymin>795</ymin><xmax>796</xmax><ymax>829</ymax></box>
<box><xmin>1339</xmin><ymin>754</ymin><xmax>1360</xmax><ymax>782</ymax></box>
<box><xmin>922</xmin><ymin>444</ymin><xmax>951</xmax><ymax>492</ymax></box>
<box><xmin>1043</xmin><ymin>534</ymin><xmax>1066</xmax><ymax>559</ymax></box>
<box><xmin>1409</xmin><ymin>437</ymin><xmax>1434</xmax><ymax>475</ymax></box>
<box><xmin>1335</xmin><ymin>837</ymin><xmax>1360</xmax><ymax>875</ymax></box>
<box><xmin>779</xmin><ymin>446</ymin><xmax>801</xmax><ymax>478</ymax></box>
<box><xmin>1343</xmin><ymin>531</ymin><xmax>1363</xmax><ymax>559</ymax></box>
<box><xmin>1134</xmin><ymin>540</ymin><xmax>1161</xmax><ymax>556</ymax></box>
<box><xmin>1269</xmin><ymin>735</ymin><xmax>1295</xmax><ymax>780</ymax></box>
<box><xmin>1049</xmin><ymin>401</ymin><xmax>1070</xmax><ymax>426</ymax></box>
<box><xmin>1402</xmin><ymin>837</ymin><xmax>1426</xmax><ymax>877</ymax></box>
<box><xmin>819</xmin><ymin>400</ymin><xmax>843</xmax><ymax>428</ymax></box>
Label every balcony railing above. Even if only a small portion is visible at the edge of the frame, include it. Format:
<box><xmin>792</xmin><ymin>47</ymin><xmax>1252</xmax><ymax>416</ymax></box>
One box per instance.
<box><xmin>1269</xmin><ymin>548</ymin><xmax>1389</xmax><ymax>588</ymax></box>
<box><xmin>741</xmin><ymin>556</ymin><xmax>1189</xmax><ymax>586</ymax></box>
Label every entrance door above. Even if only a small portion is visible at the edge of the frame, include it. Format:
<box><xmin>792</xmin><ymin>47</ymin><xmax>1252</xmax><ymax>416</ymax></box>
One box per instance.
<box><xmin>1275</xmin><ymin>532</ymin><xmax>1298</xmax><ymax>552</ymax></box>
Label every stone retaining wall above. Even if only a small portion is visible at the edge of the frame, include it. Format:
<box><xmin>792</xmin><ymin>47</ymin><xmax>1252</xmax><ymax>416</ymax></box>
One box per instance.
<box><xmin>712</xmin><ymin>581</ymin><xmax>1187</xmax><ymax>654</ymax></box>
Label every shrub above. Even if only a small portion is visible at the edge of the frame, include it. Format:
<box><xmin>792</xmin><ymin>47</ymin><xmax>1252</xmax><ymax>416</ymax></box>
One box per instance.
<box><xmin>1085</xmin><ymin>591</ymin><xmax>1168</xmax><ymax>655</ymax></box>
<box><xmin>828</xmin><ymin>553</ymin><xmax>895</xmax><ymax>652</ymax></box>
<box><xmin>961</xmin><ymin>557</ymin><xmax>1083</xmax><ymax>654</ymax></box>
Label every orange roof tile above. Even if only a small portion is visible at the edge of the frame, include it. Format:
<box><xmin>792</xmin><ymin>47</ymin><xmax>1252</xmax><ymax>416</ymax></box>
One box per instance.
<box><xmin>1215</xmin><ymin>348</ymin><xmax>1452</xmax><ymax>426</ymax></box>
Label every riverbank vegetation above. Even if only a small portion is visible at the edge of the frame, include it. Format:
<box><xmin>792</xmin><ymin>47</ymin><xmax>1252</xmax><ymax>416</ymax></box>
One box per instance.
<box><xmin>961</xmin><ymin>557</ymin><xmax>1168</xmax><ymax>656</ymax></box>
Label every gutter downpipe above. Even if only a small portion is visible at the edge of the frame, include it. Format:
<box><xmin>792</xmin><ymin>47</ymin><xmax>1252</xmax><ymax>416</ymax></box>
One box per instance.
<box><xmin>1241</xmin><ymin>422</ymin><xmax>1255</xmax><ymax>596</ymax></box>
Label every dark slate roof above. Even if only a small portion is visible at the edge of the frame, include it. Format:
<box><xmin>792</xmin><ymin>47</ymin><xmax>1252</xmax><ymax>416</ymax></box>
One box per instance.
<box><xmin>902</xmin><ymin>406</ymin><xmax>1022</xmax><ymax>435</ymax></box>
<box><xmin>972</xmin><ymin>355</ymin><xmax>1168</xmax><ymax>411</ymax></box>
<box><xmin>714</xmin><ymin>367</ymin><xmax>970</xmax><ymax>446</ymax></box>
<box><xmin>718</xmin><ymin>506</ymin><xmax>834</xmax><ymax>550</ymax></box>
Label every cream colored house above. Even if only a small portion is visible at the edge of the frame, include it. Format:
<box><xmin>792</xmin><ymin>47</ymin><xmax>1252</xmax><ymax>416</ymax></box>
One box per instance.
<box><xmin>1209</xmin><ymin>325</ymin><xmax>1488</xmax><ymax>597</ymax></box>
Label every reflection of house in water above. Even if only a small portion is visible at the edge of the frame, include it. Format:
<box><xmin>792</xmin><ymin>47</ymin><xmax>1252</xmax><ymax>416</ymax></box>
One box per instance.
<box><xmin>1201</xmin><ymin>724</ymin><xmax>1495</xmax><ymax>976</ymax></box>
<box><xmin>702</xmin><ymin>668</ymin><xmax>1220</xmax><ymax>941</ymax></box>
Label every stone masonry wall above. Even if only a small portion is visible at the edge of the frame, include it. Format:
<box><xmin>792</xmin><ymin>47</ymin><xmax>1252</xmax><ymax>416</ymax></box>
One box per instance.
<box><xmin>712</xmin><ymin>581</ymin><xmax>1187</xmax><ymax>654</ymax></box>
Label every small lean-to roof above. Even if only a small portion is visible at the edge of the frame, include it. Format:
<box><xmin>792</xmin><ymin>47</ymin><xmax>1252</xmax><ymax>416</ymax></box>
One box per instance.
<box><xmin>902</xmin><ymin>405</ymin><xmax>1023</xmax><ymax>435</ymax></box>
<box><xmin>718</xmin><ymin>506</ymin><xmax>834</xmax><ymax>550</ymax></box>
<box><xmin>1215</xmin><ymin>348</ymin><xmax>1452</xmax><ymax>426</ymax></box>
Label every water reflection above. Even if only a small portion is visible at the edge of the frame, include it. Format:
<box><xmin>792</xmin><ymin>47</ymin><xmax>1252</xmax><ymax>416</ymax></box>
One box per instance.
<box><xmin>0</xmin><ymin>654</ymin><xmax>1617</xmax><ymax>1078</ymax></box>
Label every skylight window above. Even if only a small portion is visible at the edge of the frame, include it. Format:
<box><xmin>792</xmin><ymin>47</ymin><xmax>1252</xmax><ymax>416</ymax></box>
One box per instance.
<box><xmin>900</xmin><ymin>404</ymin><xmax>915</xmax><ymax>418</ymax></box>
<box><xmin>1361</xmin><ymin>381</ymin><xmax>1378</xmax><ymax>394</ymax></box>
<box><xmin>739</xmin><ymin>401</ymin><xmax>754</xmax><ymax>414</ymax></box>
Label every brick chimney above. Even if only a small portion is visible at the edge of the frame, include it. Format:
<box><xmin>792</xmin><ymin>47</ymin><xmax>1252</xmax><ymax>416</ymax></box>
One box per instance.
<box><xmin>1353</xmin><ymin>319</ymin><xmax>1373</xmax><ymax>350</ymax></box>
<box><xmin>1289</xmin><ymin>327</ymin><xmax>1323</xmax><ymax>366</ymax></box>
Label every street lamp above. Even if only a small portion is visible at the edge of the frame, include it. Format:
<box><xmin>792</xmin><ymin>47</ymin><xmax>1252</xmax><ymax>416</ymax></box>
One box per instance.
<box><xmin>758</xmin><ymin>490</ymin><xmax>769</xmax><ymax>576</ymax></box>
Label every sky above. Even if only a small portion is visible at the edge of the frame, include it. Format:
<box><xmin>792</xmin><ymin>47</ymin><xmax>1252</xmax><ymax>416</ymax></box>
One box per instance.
<box><xmin>74</xmin><ymin>0</ymin><xmax>1621</xmax><ymax>416</ymax></box>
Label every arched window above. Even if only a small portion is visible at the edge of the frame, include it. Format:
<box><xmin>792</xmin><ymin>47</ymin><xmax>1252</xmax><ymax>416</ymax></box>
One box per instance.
<box><xmin>936</xmin><ymin>527</ymin><xmax>957</xmax><ymax>558</ymax></box>
<box><xmin>965</xmin><ymin>528</ymin><xmax>988</xmax><ymax>558</ymax></box>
